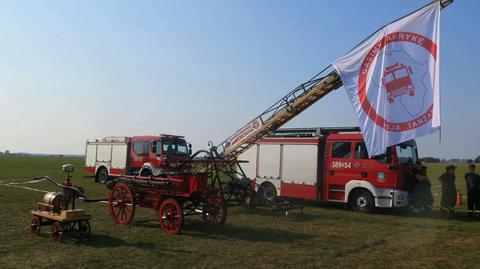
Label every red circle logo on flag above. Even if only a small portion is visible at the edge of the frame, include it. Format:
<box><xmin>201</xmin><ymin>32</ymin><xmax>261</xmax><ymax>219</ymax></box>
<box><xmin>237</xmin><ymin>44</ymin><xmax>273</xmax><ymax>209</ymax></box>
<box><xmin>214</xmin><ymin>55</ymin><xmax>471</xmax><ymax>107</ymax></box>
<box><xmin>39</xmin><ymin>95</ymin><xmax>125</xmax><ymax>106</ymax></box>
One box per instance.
<box><xmin>358</xmin><ymin>32</ymin><xmax>437</xmax><ymax>132</ymax></box>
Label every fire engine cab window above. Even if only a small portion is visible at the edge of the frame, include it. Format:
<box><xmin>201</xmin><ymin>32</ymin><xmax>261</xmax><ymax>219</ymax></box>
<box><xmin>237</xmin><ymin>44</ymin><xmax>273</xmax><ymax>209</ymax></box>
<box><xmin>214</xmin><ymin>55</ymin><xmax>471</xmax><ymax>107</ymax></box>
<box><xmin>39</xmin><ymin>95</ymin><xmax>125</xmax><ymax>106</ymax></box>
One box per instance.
<box><xmin>133</xmin><ymin>141</ymin><xmax>145</xmax><ymax>155</ymax></box>
<box><xmin>395</xmin><ymin>68</ymin><xmax>408</xmax><ymax>78</ymax></box>
<box><xmin>143</xmin><ymin>141</ymin><xmax>150</xmax><ymax>154</ymax></box>
<box><xmin>163</xmin><ymin>140</ymin><xmax>188</xmax><ymax>155</ymax></box>
<box><xmin>355</xmin><ymin>143</ymin><xmax>369</xmax><ymax>159</ymax></box>
<box><xmin>332</xmin><ymin>142</ymin><xmax>351</xmax><ymax>159</ymax></box>
<box><xmin>385</xmin><ymin>73</ymin><xmax>394</xmax><ymax>82</ymax></box>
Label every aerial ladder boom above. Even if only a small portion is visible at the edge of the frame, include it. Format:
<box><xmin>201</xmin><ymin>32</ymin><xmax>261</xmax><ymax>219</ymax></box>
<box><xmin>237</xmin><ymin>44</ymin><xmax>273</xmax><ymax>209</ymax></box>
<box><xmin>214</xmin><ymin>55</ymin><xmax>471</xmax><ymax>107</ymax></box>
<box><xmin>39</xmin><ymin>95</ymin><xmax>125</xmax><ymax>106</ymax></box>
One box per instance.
<box><xmin>216</xmin><ymin>66</ymin><xmax>343</xmax><ymax>160</ymax></box>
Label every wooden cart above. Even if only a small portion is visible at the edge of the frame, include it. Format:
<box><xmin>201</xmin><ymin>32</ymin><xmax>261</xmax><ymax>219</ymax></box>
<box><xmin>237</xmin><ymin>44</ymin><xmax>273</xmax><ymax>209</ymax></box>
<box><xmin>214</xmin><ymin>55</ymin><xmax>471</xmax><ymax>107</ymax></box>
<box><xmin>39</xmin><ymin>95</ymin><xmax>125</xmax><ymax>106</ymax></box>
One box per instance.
<box><xmin>29</xmin><ymin>165</ymin><xmax>93</xmax><ymax>243</ymax></box>
<box><xmin>30</xmin><ymin>207</ymin><xmax>91</xmax><ymax>243</ymax></box>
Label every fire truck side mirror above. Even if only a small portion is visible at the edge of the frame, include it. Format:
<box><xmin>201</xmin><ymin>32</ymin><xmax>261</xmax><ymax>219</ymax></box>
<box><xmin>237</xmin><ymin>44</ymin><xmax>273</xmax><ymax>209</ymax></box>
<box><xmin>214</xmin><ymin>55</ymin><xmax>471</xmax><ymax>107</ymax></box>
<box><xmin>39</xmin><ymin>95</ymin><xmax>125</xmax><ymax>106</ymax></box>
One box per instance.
<box><xmin>188</xmin><ymin>143</ymin><xmax>192</xmax><ymax>155</ymax></box>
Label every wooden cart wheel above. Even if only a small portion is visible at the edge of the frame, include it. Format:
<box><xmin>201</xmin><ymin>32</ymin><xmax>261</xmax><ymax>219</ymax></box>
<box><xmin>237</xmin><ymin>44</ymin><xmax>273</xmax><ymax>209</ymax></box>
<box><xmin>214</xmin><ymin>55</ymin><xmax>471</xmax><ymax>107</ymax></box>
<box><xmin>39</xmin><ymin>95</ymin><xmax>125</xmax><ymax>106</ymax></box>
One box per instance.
<box><xmin>51</xmin><ymin>222</ymin><xmax>63</xmax><ymax>243</ymax></box>
<box><xmin>30</xmin><ymin>216</ymin><xmax>40</xmax><ymax>236</ymax></box>
<box><xmin>202</xmin><ymin>192</ymin><xmax>227</xmax><ymax>226</ymax></box>
<box><xmin>78</xmin><ymin>220</ymin><xmax>91</xmax><ymax>241</ymax></box>
<box><xmin>158</xmin><ymin>199</ymin><xmax>184</xmax><ymax>235</ymax></box>
<box><xmin>109</xmin><ymin>184</ymin><xmax>136</xmax><ymax>225</ymax></box>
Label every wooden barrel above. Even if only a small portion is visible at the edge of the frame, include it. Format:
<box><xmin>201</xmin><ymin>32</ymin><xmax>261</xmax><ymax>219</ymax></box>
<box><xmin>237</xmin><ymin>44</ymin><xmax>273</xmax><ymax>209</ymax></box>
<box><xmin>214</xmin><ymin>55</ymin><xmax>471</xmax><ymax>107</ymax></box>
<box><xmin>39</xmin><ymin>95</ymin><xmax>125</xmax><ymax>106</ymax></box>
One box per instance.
<box><xmin>43</xmin><ymin>192</ymin><xmax>64</xmax><ymax>211</ymax></box>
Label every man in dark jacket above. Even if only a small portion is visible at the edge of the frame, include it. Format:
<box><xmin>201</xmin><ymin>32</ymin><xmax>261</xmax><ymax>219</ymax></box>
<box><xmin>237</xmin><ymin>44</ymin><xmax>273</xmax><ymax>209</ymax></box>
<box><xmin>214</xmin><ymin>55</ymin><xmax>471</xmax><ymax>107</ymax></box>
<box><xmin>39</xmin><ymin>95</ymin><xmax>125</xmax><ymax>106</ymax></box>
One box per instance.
<box><xmin>413</xmin><ymin>162</ymin><xmax>434</xmax><ymax>214</ymax></box>
<box><xmin>465</xmin><ymin>164</ymin><xmax>480</xmax><ymax>218</ymax></box>
<box><xmin>439</xmin><ymin>165</ymin><xmax>457</xmax><ymax>218</ymax></box>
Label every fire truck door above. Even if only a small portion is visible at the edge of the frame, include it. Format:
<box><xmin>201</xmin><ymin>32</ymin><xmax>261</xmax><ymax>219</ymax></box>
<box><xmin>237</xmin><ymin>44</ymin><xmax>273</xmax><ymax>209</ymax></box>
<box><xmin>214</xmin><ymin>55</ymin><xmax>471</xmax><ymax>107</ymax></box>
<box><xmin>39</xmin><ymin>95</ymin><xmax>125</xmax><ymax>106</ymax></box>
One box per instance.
<box><xmin>355</xmin><ymin>142</ymin><xmax>394</xmax><ymax>189</ymax></box>
<box><xmin>326</xmin><ymin>141</ymin><xmax>355</xmax><ymax>201</ymax></box>
<box><xmin>130</xmin><ymin>140</ymin><xmax>150</xmax><ymax>168</ymax></box>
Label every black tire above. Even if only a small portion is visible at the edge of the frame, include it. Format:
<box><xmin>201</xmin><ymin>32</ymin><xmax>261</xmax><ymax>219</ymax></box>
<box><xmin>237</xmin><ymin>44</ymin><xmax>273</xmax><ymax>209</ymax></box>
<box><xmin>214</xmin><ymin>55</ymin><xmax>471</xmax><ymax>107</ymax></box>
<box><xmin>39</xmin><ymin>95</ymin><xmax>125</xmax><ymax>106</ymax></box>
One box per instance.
<box><xmin>259</xmin><ymin>182</ymin><xmax>277</xmax><ymax>200</ymax></box>
<box><xmin>350</xmin><ymin>190</ymin><xmax>375</xmax><ymax>213</ymax></box>
<box><xmin>96</xmin><ymin>167</ymin><xmax>109</xmax><ymax>184</ymax></box>
<box><xmin>140</xmin><ymin>169</ymin><xmax>152</xmax><ymax>177</ymax></box>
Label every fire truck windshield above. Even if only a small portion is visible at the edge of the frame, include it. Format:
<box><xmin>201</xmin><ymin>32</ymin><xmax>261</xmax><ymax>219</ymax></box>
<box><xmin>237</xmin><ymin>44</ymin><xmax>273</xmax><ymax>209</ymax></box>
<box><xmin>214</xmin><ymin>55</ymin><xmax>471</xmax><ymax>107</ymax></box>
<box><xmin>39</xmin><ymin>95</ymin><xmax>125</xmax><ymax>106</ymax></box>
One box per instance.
<box><xmin>162</xmin><ymin>139</ymin><xmax>189</xmax><ymax>156</ymax></box>
<box><xmin>395</xmin><ymin>140</ymin><xmax>418</xmax><ymax>165</ymax></box>
<box><xmin>395</xmin><ymin>68</ymin><xmax>408</xmax><ymax>78</ymax></box>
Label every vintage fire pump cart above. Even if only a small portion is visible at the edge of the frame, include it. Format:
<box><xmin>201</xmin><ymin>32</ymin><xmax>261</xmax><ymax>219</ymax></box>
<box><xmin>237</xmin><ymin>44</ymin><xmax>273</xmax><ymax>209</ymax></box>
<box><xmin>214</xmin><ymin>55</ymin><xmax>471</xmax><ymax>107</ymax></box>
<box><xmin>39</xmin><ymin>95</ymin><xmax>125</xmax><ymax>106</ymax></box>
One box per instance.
<box><xmin>106</xmin><ymin>148</ymin><xmax>228</xmax><ymax>234</ymax></box>
<box><xmin>30</xmin><ymin>164</ymin><xmax>92</xmax><ymax>243</ymax></box>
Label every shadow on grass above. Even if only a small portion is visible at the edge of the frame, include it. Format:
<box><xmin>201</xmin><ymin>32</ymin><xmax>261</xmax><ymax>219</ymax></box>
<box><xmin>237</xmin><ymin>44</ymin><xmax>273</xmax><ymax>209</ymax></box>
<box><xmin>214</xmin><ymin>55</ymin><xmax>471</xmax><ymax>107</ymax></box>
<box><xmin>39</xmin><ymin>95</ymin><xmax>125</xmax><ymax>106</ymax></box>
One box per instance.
<box><xmin>297</xmin><ymin>198</ymin><xmax>479</xmax><ymax>223</ymax></box>
<box><xmin>182</xmin><ymin>220</ymin><xmax>311</xmax><ymax>243</ymax></box>
<box><xmin>335</xmin><ymin>239</ymin><xmax>386</xmax><ymax>258</ymax></box>
<box><xmin>231</xmin><ymin>206</ymin><xmax>317</xmax><ymax>221</ymax></box>
<box><xmin>82</xmin><ymin>234</ymin><xmax>192</xmax><ymax>254</ymax></box>
<box><xmin>132</xmin><ymin>219</ymin><xmax>311</xmax><ymax>243</ymax></box>
<box><xmin>84</xmin><ymin>234</ymin><xmax>157</xmax><ymax>249</ymax></box>
<box><xmin>376</xmin><ymin>207</ymin><xmax>480</xmax><ymax>223</ymax></box>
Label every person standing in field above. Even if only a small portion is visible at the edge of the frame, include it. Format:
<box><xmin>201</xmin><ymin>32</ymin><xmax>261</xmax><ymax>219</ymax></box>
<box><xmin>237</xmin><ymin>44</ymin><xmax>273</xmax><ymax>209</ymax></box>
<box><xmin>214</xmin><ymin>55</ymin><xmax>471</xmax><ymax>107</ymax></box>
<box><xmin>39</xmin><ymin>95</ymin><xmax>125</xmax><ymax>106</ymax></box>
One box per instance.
<box><xmin>439</xmin><ymin>165</ymin><xmax>457</xmax><ymax>218</ymax></box>
<box><xmin>465</xmin><ymin>164</ymin><xmax>480</xmax><ymax>218</ymax></box>
<box><xmin>412</xmin><ymin>162</ymin><xmax>434</xmax><ymax>214</ymax></box>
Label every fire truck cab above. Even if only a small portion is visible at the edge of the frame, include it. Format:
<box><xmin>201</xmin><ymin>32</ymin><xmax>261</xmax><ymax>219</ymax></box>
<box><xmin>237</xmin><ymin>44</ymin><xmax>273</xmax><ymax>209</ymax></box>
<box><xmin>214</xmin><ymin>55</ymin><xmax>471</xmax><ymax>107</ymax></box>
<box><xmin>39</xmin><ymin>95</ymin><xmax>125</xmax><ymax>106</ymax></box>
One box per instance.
<box><xmin>239</xmin><ymin>127</ymin><xmax>417</xmax><ymax>212</ymax></box>
<box><xmin>85</xmin><ymin>135</ymin><xmax>192</xmax><ymax>183</ymax></box>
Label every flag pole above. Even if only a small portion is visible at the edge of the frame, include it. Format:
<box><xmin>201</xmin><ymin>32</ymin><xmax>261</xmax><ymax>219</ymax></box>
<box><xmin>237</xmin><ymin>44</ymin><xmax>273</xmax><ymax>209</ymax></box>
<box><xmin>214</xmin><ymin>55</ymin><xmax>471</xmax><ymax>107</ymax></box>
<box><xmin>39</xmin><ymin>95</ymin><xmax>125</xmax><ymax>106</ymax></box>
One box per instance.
<box><xmin>437</xmin><ymin>0</ymin><xmax>451</xmax><ymax>144</ymax></box>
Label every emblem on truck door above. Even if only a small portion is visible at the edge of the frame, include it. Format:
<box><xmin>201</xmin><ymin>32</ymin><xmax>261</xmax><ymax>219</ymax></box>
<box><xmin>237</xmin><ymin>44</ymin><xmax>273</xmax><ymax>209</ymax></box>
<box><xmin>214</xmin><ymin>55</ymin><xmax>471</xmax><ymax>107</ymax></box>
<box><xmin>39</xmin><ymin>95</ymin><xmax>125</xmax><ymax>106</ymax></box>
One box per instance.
<box><xmin>378</xmin><ymin>172</ymin><xmax>385</xmax><ymax>181</ymax></box>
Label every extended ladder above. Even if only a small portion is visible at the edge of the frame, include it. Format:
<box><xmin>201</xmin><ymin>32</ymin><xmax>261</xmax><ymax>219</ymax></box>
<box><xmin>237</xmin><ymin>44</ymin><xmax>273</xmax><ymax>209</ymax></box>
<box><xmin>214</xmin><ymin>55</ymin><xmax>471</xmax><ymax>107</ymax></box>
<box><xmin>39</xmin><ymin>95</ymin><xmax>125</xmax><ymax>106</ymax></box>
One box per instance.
<box><xmin>216</xmin><ymin>66</ymin><xmax>343</xmax><ymax>160</ymax></box>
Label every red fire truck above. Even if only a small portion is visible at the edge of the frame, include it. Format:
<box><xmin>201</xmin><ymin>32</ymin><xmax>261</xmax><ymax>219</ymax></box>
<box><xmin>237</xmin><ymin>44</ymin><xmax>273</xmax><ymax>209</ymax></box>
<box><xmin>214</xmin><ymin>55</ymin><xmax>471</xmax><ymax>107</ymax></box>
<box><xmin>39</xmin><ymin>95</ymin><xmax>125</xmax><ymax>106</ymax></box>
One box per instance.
<box><xmin>382</xmin><ymin>62</ymin><xmax>415</xmax><ymax>103</ymax></box>
<box><xmin>238</xmin><ymin>127</ymin><xmax>417</xmax><ymax>212</ymax></box>
<box><xmin>84</xmin><ymin>135</ymin><xmax>192</xmax><ymax>184</ymax></box>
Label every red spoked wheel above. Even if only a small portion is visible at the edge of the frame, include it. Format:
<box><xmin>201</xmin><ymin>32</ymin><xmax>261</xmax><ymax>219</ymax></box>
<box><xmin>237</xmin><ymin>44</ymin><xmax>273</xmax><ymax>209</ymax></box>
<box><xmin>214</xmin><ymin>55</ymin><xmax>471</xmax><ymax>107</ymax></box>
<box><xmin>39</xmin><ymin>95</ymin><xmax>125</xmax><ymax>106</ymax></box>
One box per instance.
<box><xmin>158</xmin><ymin>198</ymin><xmax>184</xmax><ymax>235</ymax></box>
<box><xmin>51</xmin><ymin>222</ymin><xmax>63</xmax><ymax>243</ymax></box>
<box><xmin>30</xmin><ymin>216</ymin><xmax>40</xmax><ymax>236</ymax></box>
<box><xmin>202</xmin><ymin>192</ymin><xmax>227</xmax><ymax>226</ymax></box>
<box><xmin>109</xmin><ymin>184</ymin><xmax>136</xmax><ymax>225</ymax></box>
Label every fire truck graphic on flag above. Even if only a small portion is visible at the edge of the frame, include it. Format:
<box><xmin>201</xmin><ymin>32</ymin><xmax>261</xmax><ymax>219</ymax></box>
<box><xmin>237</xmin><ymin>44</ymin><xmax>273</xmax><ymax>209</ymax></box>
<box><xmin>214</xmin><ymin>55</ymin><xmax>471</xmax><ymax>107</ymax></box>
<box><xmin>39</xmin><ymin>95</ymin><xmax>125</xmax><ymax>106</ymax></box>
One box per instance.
<box><xmin>382</xmin><ymin>62</ymin><xmax>416</xmax><ymax>103</ymax></box>
<box><xmin>333</xmin><ymin>2</ymin><xmax>441</xmax><ymax>157</ymax></box>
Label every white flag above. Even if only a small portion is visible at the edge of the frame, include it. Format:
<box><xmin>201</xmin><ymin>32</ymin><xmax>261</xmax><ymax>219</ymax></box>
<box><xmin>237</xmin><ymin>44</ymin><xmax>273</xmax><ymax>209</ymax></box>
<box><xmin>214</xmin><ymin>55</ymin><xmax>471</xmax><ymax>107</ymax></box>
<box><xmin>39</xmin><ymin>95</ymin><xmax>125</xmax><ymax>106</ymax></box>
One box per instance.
<box><xmin>333</xmin><ymin>3</ymin><xmax>440</xmax><ymax>157</ymax></box>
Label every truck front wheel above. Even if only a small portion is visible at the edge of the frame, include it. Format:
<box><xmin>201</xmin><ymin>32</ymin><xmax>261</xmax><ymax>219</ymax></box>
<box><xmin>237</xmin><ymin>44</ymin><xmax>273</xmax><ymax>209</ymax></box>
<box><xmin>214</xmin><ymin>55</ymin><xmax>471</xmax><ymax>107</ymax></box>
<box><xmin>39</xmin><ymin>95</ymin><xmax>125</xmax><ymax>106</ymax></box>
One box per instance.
<box><xmin>140</xmin><ymin>169</ymin><xmax>152</xmax><ymax>177</ymax></box>
<box><xmin>96</xmin><ymin>168</ymin><xmax>109</xmax><ymax>184</ymax></box>
<box><xmin>350</xmin><ymin>190</ymin><xmax>374</xmax><ymax>213</ymax></box>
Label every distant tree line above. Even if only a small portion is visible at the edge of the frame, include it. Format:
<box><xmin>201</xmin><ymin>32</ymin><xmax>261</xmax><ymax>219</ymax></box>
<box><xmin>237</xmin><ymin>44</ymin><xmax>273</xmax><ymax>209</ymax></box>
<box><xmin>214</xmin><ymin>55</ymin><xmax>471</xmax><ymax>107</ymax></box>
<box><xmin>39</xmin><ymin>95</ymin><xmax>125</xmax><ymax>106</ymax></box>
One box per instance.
<box><xmin>420</xmin><ymin>157</ymin><xmax>441</xmax><ymax>163</ymax></box>
<box><xmin>419</xmin><ymin>156</ymin><xmax>480</xmax><ymax>163</ymax></box>
<box><xmin>0</xmin><ymin>150</ymin><xmax>77</xmax><ymax>158</ymax></box>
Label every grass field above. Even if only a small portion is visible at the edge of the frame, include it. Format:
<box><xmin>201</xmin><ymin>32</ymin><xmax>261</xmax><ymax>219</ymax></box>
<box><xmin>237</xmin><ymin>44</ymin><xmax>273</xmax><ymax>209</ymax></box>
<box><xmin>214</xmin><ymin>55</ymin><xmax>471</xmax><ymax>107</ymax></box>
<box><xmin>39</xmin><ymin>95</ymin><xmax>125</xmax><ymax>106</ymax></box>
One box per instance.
<box><xmin>1</xmin><ymin>156</ymin><xmax>480</xmax><ymax>269</ymax></box>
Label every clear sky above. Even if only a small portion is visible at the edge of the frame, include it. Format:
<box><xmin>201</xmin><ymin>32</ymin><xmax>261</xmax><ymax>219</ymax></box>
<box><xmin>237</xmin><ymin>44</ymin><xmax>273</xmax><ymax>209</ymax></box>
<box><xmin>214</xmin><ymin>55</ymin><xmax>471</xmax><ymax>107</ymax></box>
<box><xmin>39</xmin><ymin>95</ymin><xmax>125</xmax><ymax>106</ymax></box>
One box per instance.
<box><xmin>0</xmin><ymin>0</ymin><xmax>478</xmax><ymax>159</ymax></box>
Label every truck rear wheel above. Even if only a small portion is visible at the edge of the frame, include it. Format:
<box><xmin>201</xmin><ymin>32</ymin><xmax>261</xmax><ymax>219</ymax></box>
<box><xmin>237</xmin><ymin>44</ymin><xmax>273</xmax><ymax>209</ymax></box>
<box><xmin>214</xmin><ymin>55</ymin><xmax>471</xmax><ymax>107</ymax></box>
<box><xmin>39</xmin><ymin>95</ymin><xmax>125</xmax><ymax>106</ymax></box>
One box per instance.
<box><xmin>96</xmin><ymin>168</ymin><xmax>109</xmax><ymax>184</ymax></box>
<box><xmin>259</xmin><ymin>182</ymin><xmax>277</xmax><ymax>200</ymax></box>
<box><xmin>350</xmin><ymin>190</ymin><xmax>374</xmax><ymax>213</ymax></box>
